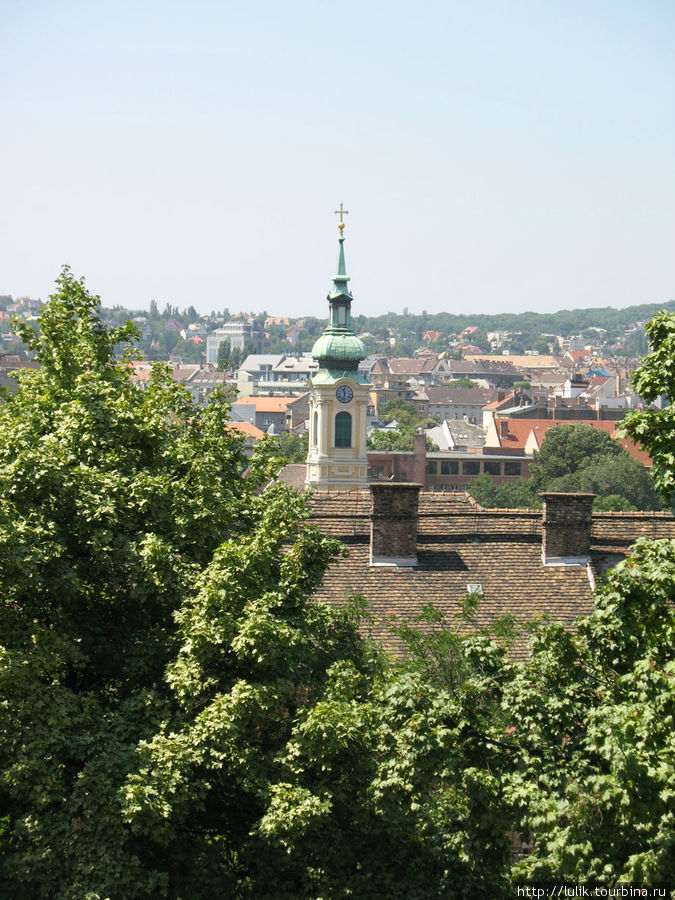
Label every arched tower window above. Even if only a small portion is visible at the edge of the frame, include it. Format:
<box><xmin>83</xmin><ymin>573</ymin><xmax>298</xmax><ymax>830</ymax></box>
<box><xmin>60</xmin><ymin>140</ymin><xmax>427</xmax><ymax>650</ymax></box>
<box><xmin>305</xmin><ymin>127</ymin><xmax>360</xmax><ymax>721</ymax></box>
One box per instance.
<box><xmin>335</xmin><ymin>411</ymin><xmax>352</xmax><ymax>448</ymax></box>
<box><xmin>312</xmin><ymin>411</ymin><xmax>318</xmax><ymax>447</ymax></box>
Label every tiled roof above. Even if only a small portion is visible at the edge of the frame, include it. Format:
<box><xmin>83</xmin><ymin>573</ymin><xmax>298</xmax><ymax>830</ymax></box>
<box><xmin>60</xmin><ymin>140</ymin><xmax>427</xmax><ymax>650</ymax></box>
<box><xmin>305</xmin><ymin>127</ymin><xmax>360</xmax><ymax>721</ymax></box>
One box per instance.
<box><xmin>388</xmin><ymin>357</ymin><xmax>438</xmax><ymax>375</ymax></box>
<box><xmin>467</xmin><ymin>354</ymin><xmax>562</xmax><ymax>370</ymax></box>
<box><xmin>278</xmin><ymin>464</ymin><xmax>308</xmax><ymax>489</ymax></box>
<box><xmin>493</xmin><ymin>417</ymin><xmax>652</xmax><ymax>464</ymax></box>
<box><xmin>450</xmin><ymin>359</ymin><xmax>523</xmax><ymax>376</ymax></box>
<box><xmin>308</xmin><ymin>491</ymin><xmax>675</xmax><ymax>658</ymax></box>
<box><xmin>225</xmin><ymin>422</ymin><xmax>265</xmax><ymax>440</ymax></box>
<box><xmin>170</xmin><ymin>365</ymin><xmax>201</xmax><ymax>382</ymax></box>
<box><xmin>231</xmin><ymin>396</ymin><xmax>299</xmax><ymax>412</ymax></box>
<box><xmin>426</xmin><ymin>387</ymin><xmax>498</xmax><ymax>405</ymax></box>
<box><xmin>484</xmin><ymin>393</ymin><xmax>517</xmax><ymax>411</ymax></box>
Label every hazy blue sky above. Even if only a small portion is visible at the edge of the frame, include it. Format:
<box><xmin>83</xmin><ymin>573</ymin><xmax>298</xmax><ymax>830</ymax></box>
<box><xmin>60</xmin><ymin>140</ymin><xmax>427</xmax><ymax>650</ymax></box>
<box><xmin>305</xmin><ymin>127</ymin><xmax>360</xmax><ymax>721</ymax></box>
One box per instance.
<box><xmin>1</xmin><ymin>0</ymin><xmax>673</xmax><ymax>317</ymax></box>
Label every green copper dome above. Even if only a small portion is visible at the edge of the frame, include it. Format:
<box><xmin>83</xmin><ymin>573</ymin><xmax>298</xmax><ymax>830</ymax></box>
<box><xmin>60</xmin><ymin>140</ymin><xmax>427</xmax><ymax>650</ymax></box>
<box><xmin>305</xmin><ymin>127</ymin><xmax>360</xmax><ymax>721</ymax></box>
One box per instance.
<box><xmin>311</xmin><ymin>236</ymin><xmax>366</xmax><ymax>373</ymax></box>
<box><xmin>312</xmin><ymin>331</ymin><xmax>366</xmax><ymax>364</ymax></box>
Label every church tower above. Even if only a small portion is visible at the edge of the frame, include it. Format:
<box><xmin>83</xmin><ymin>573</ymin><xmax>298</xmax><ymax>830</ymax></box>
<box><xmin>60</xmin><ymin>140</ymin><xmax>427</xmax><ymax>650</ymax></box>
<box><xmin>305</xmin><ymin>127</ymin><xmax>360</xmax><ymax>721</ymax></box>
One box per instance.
<box><xmin>305</xmin><ymin>209</ymin><xmax>369</xmax><ymax>491</ymax></box>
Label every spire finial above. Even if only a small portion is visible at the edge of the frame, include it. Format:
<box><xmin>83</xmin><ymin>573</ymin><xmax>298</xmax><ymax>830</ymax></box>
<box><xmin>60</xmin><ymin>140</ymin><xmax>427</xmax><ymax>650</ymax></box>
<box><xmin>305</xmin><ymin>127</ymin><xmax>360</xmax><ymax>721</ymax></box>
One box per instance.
<box><xmin>334</xmin><ymin>202</ymin><xmax>349</xmax><ymax>237</ymax></box>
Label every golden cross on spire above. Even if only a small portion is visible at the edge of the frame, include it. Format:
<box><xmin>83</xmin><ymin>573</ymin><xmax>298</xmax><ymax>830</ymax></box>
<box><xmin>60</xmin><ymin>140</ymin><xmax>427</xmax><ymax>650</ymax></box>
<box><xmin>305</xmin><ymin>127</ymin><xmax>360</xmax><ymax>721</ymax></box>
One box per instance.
<box><xmin>334</xmin><ymin>202</ymin><xmax>349</xmax><ymax>237</ymax></box>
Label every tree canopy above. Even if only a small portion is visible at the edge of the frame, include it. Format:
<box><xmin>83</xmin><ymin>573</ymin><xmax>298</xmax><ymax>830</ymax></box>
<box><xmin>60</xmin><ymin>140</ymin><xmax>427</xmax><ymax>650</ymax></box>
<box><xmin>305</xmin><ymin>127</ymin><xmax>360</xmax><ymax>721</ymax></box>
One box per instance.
<box><xmin>624</xmin><ymin>311</ymin><xmax>675</xmax><ymax>505</ymax></box>
<box><xmin>470</xmin><ymin>424</ymin><xmax>663</xmax><ymax>512</ymax></box>
<box><xmin>0</xmin><ymin>270</ymin><xmax>380</xmax><ymax>896</ymax></box>
<box><xmin>2</xmin><ymin>280</ymin><xmax>674</xmax><ymax>896</ymax></box>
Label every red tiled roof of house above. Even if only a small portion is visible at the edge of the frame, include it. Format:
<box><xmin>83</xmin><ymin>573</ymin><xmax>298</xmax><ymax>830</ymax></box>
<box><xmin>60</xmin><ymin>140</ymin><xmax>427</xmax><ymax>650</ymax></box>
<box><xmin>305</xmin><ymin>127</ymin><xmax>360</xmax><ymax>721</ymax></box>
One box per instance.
<box><xmin>231</xmin><ymin>396</ymin><xmax>300</xmax><ymax>413</ymax></box>
<box><xmin>567</xmin><ymin>349</ymin><xmax>591</xmax><ymax>362</ymax></box>
<box><xmin>225</xmin><ymin>421</ymin><xmax>265</xmax><ymax>440</ymax></box>
<box><xmin>493</xmin><ymin>417</ymin><xmax>652</xmax><ymax>465</ymax></box>
<box><xmin>483</xmin><ymin>393</ymin><xmax>516</xmax><ymax>411</ymax></box>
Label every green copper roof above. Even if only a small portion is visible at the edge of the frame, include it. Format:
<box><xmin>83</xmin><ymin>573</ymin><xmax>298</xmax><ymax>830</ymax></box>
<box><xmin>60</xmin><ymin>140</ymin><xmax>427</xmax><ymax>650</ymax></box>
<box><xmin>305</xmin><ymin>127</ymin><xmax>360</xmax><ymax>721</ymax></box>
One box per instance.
<box><xmin>312</xmin><ymin>236</ymin><xmax>366</xmax><ymax>371</ymax></box>
<box><xmin>328</xmin><ymin>238</ymin><xmax>353</xmax><ymax>302</ymax></box>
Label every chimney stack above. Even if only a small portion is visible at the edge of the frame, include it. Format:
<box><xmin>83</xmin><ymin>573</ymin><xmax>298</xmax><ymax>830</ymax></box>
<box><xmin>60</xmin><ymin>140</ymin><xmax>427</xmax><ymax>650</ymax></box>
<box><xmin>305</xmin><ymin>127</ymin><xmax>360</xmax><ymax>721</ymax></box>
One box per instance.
<box><xmin>540</xmin><ymin>492</ymin><xmax>595</xmax><ymax>566</ymax></box>
<box><xmin>370</xmin><ymin>483</ymin><xmax>422</xmax><ymax>567</ymax></box>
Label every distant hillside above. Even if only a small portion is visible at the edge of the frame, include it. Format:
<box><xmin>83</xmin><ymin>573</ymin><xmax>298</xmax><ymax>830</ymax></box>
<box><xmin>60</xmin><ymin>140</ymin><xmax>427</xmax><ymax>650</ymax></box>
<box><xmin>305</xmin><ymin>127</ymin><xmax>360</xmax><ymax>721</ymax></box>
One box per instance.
<box><xmin>354</xmin><ymin>299</ymin><xmax>675</xmax><ymax>342</ymax></box>
<box><xmin>3</xmin><ymin>292</ymin><xmax>674</xmax><ymax>362</ymax></box>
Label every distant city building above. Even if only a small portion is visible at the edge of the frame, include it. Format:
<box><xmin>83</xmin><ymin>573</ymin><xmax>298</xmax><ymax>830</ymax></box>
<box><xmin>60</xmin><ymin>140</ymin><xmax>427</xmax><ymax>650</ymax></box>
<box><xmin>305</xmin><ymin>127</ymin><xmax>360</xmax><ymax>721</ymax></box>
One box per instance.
<box><xmin>206</xmin><ymin>321</ymin><xmax>265</xmax><ymax>362</ymax></box>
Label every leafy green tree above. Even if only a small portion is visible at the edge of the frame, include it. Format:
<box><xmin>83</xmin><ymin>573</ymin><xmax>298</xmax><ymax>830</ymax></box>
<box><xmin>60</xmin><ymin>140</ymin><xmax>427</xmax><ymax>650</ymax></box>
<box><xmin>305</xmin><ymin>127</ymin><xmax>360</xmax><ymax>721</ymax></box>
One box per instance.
<box><xmin>159</xmin><ymin>328</ymin><xmax>179</xmax><ymax>357</ymax></box>
<box><xmin>504</xmin><ymin>538</ymin><xmax>675</xmax><ymax>884</ymax></box>
<box><xmin>0</xmin><ymin>269</ymin><xmax>261</xmax><ymax>895</ymax></box>
<box><xmin>623</xmin><ymin>311</ymin><xmax>675</xmax><ymax>504</ymax></box>
<box><xmin>447</xmin><ymin>376</ymin><xmax>479</xmax><ymax>389</ymax></box>
<box><xmin>367</xmin><ymin>424</ymin><xmax>438</xmax><ymax>452</ymax></box>
<box><xmin>468</xmin><ymin>473</ymin><xmax>538</xmax><ymax>509</ymax></box>
<box><xmin>566</xmin><ymin>453</ymin><xmax>662</xmax><ymax>511</ymax></box>
<box><xmin>216</xmin><ymin>338</ymin><xmax>231</xmax><ymax>370</ymax></box>
<box><xmin>172</xmin><ymin>337</ymin><xmax>204</xmax><ymax>364</ymax></box>
<box><xmin>230</xmin><ymin>346</ymin><xmax>242</xmax><ymax>369</ymax></box>
<box><xmin>277</xmin><ymin>429</ymin><xmax>308</xmax><ymax>462</ymax></box>
<box><xmin>3</xmin><ymin>268</ymin><xmax>498</xmax><ymax>898</ymax></box>
<box><xmin>378</xmin><ymin>397</ymin><xmax>426</xmax><ymax>427</ymax></box>
<box><xmin>529</xmin><ymin>424</ymin><xmax>623</xmax><ymax>488</ymax></box>
<box><xmin>531</xmin><ymin>338</ymin><xmax>552</xmax><ymax>354</ymax></box>
<box><xmin>470</xmin><ymin>425</ymin><xmax>661</xmax><ymax>511</ymax></box>
<box><xmin>0</xmin><ymin>269</ymin><xmax>387</xmax><ymax>897</ymax></box>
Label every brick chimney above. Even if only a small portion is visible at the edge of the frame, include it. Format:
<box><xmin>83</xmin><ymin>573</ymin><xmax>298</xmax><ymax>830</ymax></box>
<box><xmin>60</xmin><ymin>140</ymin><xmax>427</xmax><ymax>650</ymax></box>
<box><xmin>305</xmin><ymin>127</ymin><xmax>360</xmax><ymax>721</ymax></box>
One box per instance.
<box><xmin>499</xmin><ymin>419</ymin><xmax>510</xmax><ymax>439</ymax></box>
<box><xmin>370</xmin><ymin>483</ymin><xmax>422</xmax><ymax>566</ymax></box>
<box><xmin>540</xmin><ymin>492</ymin><xmax>595</xmax><ymax>566</ymax></box>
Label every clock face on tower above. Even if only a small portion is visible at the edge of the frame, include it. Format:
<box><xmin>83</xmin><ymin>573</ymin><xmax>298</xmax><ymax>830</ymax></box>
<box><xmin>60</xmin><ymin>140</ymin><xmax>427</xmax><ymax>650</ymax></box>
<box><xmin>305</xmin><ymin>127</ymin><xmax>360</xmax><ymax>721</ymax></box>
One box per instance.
<box><xmin>336</xmin><ymin>384</ymin><xmax>353</xmax><ymax>403</ymax></box>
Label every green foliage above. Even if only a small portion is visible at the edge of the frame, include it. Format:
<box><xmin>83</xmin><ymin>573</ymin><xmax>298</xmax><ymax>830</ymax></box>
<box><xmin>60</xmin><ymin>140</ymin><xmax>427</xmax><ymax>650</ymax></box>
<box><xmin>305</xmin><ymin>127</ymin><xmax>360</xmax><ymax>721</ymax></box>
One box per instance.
<box><xmin>1</xmin><ymin>269</ymin><xmax>259</xmax><ymax>895</ymax></box>
<box><xmin>3</xmin><ymin>278</ymin><xmax>674</xmax><ymax>894</ymax></box>
<box><xmin>378</xmin><ymin>397</ymin><xmax>426</xmax><ymax>427</ymax></box>
<box><xmin>529</xmin><ymin>424</ymin><xmax>623</xmax><ymax>487</ymax></box>
<box><xmin>530</xmin><ymin>424</ymin><xmax>663</xmax><ymax>511</ymax></box>
<box><xmin>171</xmin><ymin>337</ymin><xmax>204</xmax><ymax>363</ymax></box>
<box><xmin>469</xmin><ymin>424</ymin><xmax>663</xmax><ymax>511</ymax></box>
<box><xmin>504</xmin><ymin>539</ymin><xmax>675</xmax><ymax>884</ymax></box>
<box><xmin>367</xmin><ymin>424</ymin><xmax>438</xmax><ymax>452</ymax></box>
<box><xmin>624</xmin><ymin>311</ymin><xmax>675</xmax><ymax>505</ymax></box>
<box><xmin>216</xmin><ymin>337</ymin><xmax>231</xmax><ymax>370</ymax></box>
<box><xmin>468</xmin><ymin>473</ymin><xmax>539</xmax><ymax>509</ymax></box>
<box><xmin>0</xmin><ymin>269</ymin><xmax>383</xmax><ymax>897</ymax></box>
<box><xmin>277</xmin><ymin>429</ymin><xmax>308</xmax><ymax>462</ymax></box>
<box><xmin>446</xmin><ymin>376</ymin><xmax>479</xmax><ymax>389</ymax></box>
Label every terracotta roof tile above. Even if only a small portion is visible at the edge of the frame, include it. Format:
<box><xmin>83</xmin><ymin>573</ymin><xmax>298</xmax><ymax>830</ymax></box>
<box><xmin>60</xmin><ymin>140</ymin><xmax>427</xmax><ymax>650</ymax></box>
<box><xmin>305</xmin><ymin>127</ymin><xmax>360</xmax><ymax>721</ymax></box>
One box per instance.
<box><xmin>231</xmin><ymin>396</ymin><xmax>300</xmax><ymax>412</ymax></box>
<box><xmin>307</xmin><ymin>491</ymin><xmax>675</xmax><ymax>659</ymax></box>
<box><xmin>225</xmin><ymin>421</ymin><xmax>265</xmax><ymax>439</ymax></box>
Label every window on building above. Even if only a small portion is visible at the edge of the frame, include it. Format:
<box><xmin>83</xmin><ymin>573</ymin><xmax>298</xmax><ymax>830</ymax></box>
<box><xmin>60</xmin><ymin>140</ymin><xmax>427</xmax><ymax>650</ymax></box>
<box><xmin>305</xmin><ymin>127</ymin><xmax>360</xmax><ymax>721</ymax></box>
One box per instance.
<box><xmin>440</xmin><ymin>460</ymin><xmax>458</xmax><ymax>475</ymax></box>
<box><xmin>312</xmin><ymin>411</ymin><xmax>318</xmax><ymax>447</ymax></box>
<box><xmin>504</xmin><ymin>461</ymin><xmax>522</xmax><ymax>476</ymax></box>
<box><xmin>462</xmin><ymin>460</ymin><xmax>480</xmax><ymax>475</ymax></box>
<box><xmin>263</xmin><ymin>418</ymin><xmax>271</xmax><ymax>426</ymax></box>
<box><xmin>335</xmin><ymin>411</ymin><xmax>352</xmax><ymax>448</ymax></box>
<box><xmin>426</xmin><ymin>460</ymin><xmax>438</xmax><ymax>475</ymax></box>
<box><xmin>483</xmin><ymin>461</ymin><xmax>501</xmax><ymax>476</ymax></box>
